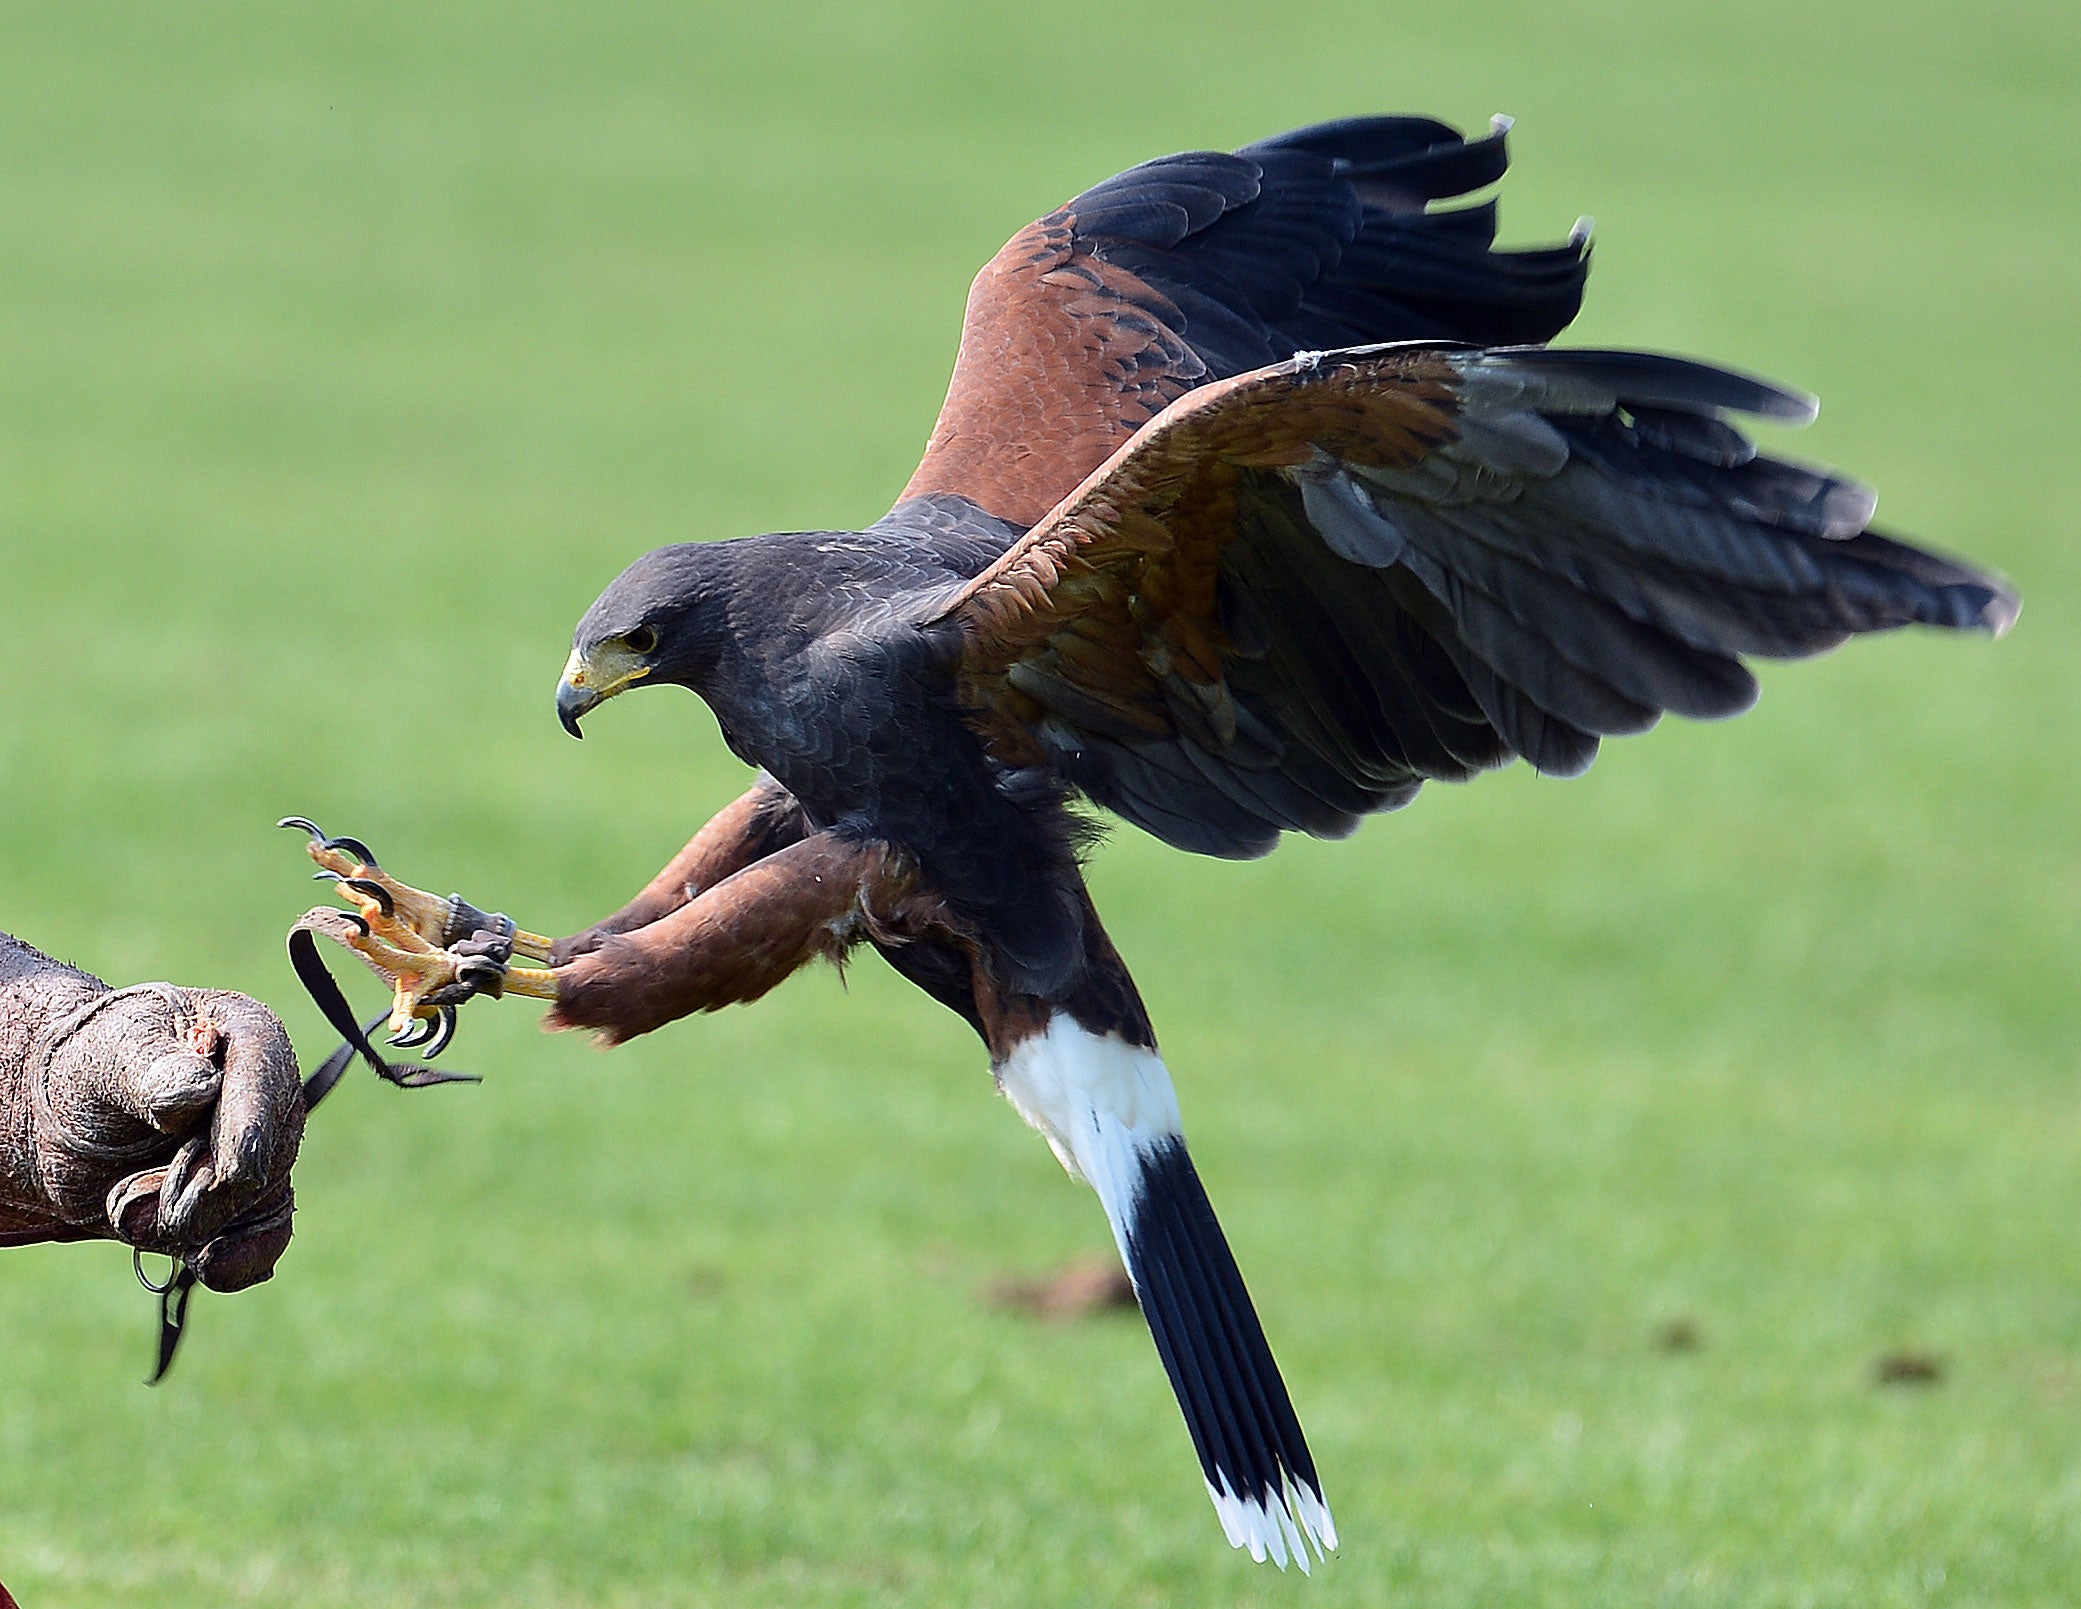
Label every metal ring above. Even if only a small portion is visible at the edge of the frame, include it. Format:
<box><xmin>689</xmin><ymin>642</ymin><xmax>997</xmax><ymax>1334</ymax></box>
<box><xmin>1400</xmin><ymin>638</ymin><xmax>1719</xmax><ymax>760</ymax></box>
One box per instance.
<box><xmin>133</xmin><ymin>1247</ymin><xmax>181</xmax><ymax>1295</ymax></box>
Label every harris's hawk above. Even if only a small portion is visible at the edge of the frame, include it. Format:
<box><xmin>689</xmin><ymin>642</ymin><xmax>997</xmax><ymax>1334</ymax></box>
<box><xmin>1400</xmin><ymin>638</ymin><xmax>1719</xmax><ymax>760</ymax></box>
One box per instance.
<box><xmin>294</xmin><ymin>114</ymin><xmax>2015</xmax><ymax>1568</ymax></box>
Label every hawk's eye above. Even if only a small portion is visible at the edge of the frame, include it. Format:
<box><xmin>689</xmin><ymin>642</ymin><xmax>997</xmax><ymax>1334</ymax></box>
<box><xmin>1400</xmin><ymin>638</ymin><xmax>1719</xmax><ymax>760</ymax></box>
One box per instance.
<box><xmin>624</xmin><ymin>625</ymin><xmax>659</xmax><ymax>655</ymax></box>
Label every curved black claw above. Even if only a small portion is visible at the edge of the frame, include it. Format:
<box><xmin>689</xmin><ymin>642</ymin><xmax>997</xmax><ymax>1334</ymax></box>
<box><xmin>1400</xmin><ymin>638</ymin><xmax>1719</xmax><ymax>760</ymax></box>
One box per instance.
<box><xmin>388</xmin><ymin>1005</ymin><xmax>458</xmax><ymax>1056</ymax></box>
<box><xmin>341</xmin><ymin>878</ymin><xmax>395</xmax><ymax>918</ymax></box>
<box><xmin>280</xmin><ymin>817</ymin><xmax>380</xmax><ymax>867</ymax></box>
<box><xmin>421</xmin><ymin>1005</ymin><xmax>458</xmax><ymax>1060</ymax></box>
<box><xmin>390</xmin><ymin>1013</ymin><xmax>438</xmax><ymax>1050</ymax></box>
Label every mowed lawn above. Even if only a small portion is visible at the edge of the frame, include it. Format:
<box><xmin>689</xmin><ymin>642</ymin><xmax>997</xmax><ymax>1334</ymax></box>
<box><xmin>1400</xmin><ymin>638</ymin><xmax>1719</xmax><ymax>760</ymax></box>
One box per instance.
<box><xmin>1</xmin><ymin>2</ymin><xmax>2076</xmax><ymax>1604</ymax></box>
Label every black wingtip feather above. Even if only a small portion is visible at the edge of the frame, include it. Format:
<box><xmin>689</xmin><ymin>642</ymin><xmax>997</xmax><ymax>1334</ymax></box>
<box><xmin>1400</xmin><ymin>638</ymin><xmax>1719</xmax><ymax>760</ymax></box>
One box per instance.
<box><xmin>1842</xmin><ymin>530</ymin><xmax>2022</xmax><ymax>637</ymax></box>
<box><xmin>1075</xmin><ymin>115</ymin><xmax>1589</xmax><ymax>380</ymax></box>
<box><xmin>1467</xmin><ymin>347</ymin><xmax>1820</xmax><ymax>425</ymax></box>
<box><xmin>1245</xmin><ymin>113</ymin><xmax>1511</xmax><ymax>205</ymax></box>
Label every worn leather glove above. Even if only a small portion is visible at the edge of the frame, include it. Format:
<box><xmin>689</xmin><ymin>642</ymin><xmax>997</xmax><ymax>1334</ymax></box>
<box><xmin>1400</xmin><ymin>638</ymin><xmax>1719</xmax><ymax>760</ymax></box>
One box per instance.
<box><xmin>0</xmin><ymin>934</ymin><xmax>305</xmax><ymax>1292</ymax></box>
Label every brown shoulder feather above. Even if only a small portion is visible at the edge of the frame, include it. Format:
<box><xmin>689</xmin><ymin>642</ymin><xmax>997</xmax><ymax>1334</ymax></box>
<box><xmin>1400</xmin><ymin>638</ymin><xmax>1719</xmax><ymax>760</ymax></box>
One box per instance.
<box><xmin>899</xmin><ymin>211</ymin><xmax>1204</xmax><ymax>528</ymax></box>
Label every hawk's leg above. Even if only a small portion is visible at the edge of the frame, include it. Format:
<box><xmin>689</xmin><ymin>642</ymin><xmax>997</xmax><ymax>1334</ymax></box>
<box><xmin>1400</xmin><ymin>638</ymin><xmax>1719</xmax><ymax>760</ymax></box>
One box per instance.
<box><xmin>550</xmin><ymin>776</ymin><xmax>808</xmax><ymax>965</ymax></box>
<box><xmin>287</xmin><ymin>777</ymin><xmax>818</xmax><ymax>1038</ymax></box>
<box><xmin>287</xmin><ymin>775</ymin><xmax>807</xmax><ymax>965</ymax></box>
<box><xmin>287</xmin><ymin>782</ymin><xmax>836</xmax><ymax>1040</ymax></box>
<box><xmin>546</xmin><ymin>830</ymin><xmax>913</xmax><ymax>1044</ymax></box>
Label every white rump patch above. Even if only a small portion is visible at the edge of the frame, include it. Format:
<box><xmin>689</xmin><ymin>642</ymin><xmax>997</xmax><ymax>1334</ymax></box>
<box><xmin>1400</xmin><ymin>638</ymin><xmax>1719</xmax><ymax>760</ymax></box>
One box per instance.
<box><xmin>995</xmin><ymin>1018</ymin><xmax>1182</xmax><ymax>1224</ymax></box>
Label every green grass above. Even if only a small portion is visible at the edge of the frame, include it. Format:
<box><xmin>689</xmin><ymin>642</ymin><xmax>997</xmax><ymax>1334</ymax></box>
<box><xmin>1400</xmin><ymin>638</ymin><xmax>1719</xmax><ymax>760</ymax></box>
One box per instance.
<box><xmin>0</xmin><ymin>1</ymin><xmax>2076</xmax><ymax>1603</ymax></box>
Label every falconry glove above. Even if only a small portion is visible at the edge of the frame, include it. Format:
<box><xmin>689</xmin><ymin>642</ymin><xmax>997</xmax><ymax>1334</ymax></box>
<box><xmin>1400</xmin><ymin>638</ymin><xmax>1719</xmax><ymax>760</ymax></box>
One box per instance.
<box><xmin>0</xmin><ymin>934</ymin><xmax>305</xmax><ymax>1294</ymax></box>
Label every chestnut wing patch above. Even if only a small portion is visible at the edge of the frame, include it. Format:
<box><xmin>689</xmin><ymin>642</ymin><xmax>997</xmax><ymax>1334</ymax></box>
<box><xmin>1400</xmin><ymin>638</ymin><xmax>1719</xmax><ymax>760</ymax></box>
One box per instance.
<box><xmin>900</xmin><ymin>212</ymin><xmax>1203</xmax><ymax>530</ymax></box>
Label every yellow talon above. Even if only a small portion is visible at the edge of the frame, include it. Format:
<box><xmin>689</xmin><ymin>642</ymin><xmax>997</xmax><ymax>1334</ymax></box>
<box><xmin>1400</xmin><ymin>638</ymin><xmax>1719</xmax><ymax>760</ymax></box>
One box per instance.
<box><xmin>297</xmin><ymin>829</ymin><xmax>557</xmax><ymax>962</ymax></box>
<box><xmin>302</xmin><ymin>839</ymin><xmax>456</xmax><ymax>948</ymax></box>
<box><xmin>318</xmin><ymin>881</ymin><xmax>462</xmax><ymax>1030</ymax></box>
<box><xmin>286</xmin><ymin>819</ymin><xmax>563</xmax><ymax>1025</ymax></box>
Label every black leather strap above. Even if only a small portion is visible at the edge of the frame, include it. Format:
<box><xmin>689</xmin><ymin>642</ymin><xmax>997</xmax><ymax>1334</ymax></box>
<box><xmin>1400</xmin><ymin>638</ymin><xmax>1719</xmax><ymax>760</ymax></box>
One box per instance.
<box><xmin>287</xmin><ymin>927</ymin><xmax>481</xmax><ymax>1092</ymax></box>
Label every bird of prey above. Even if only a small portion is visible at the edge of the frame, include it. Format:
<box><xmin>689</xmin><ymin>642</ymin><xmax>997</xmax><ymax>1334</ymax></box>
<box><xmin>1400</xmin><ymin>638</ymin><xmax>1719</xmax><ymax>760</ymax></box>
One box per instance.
<box><xmin>294</xmin><ymin>114</ymin><xmax>2015</xmax><ymax>1569</ymax></box>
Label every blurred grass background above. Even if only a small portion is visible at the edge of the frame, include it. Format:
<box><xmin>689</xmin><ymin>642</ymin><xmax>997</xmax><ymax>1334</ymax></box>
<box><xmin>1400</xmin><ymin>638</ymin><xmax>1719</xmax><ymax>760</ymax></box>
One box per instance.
<box><xmin>0</xmin><ymin>1</ymin><xmax>2075</xmax><ymax>1603</ymax></box>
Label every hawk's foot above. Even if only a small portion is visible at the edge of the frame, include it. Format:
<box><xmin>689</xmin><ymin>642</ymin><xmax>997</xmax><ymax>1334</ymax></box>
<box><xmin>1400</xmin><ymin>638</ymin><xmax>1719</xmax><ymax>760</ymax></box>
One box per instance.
<box><xmin>278</xmin><ymin>817</ymin><xmax>558</xmax><ymax>960</ymax></box>
<box><xmin>281</xmin><ymin>818</ymin><xmax>559</xmax><ymax>1037</ymax></box>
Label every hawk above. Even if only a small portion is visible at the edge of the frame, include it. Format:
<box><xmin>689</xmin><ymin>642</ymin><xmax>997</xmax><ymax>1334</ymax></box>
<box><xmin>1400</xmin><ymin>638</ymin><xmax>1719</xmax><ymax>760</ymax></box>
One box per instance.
<box><xmin>296</xmin><ymin>114</ymin><xmax>2015</xmax><ymax>1569</ymax></box>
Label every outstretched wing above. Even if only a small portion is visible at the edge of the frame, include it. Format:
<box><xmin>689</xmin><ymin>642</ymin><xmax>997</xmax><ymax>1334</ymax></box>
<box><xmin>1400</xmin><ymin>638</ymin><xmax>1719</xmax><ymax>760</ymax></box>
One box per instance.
<box><xmin>897</xmin><ymin>116</ymin><xmax>1589</xmax><ymax>530</ymax></box>
<box><xmin>932</xmin><ymin>343</ymin><xmax>2018</xmax><ymax>858</ymax></box>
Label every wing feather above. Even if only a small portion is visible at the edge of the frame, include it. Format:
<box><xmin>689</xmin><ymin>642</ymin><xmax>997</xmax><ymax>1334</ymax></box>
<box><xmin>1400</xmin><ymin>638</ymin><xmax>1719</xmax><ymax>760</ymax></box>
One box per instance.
<box><xmin>935</xmin><ymin>344</ymin><xmax>2016</xmax><ymax>856</ymax></box>
<box><xmin>898</xmin><ymin>118</ymin><xmax>1589</xmax><ymax>529</ymax></box>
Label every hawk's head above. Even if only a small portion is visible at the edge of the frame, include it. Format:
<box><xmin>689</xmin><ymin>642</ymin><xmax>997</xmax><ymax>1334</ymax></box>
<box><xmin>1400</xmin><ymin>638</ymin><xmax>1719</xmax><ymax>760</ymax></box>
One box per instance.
<box><xmin>555</xmin><ymin>542</ymin><xmax>728</xmax><ymax>737</ymax></box>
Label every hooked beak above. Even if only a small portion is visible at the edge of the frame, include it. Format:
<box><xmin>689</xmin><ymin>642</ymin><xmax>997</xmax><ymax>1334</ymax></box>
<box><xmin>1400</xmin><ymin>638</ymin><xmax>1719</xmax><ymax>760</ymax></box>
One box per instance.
<box><xmin>556</xmin><ymin>677</ymin><xmax>597</xmax><ymax>739</ymax></box>
<box><xmin>556</xmin><ymin>643</ymin><xmax>650</xmax><ymax>739</ymax></box>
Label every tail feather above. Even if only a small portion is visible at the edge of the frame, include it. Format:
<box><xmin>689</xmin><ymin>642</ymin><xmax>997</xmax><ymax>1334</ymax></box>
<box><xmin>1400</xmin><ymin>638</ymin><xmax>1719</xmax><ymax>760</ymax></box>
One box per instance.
<box><xmin>995</xmin><ymin>1017</ymin><xmax>1334</xmax><ymax>1568</ymax></box>
<box><xmin>1123</xmin><ymin>1137</ymin><xmax>1334</xmax><ymax>1569</ymax></box>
